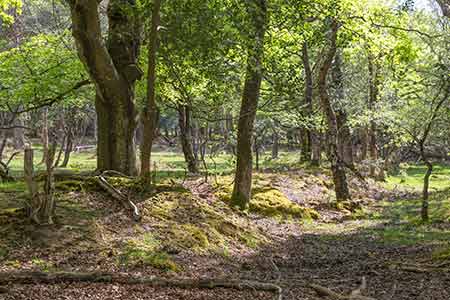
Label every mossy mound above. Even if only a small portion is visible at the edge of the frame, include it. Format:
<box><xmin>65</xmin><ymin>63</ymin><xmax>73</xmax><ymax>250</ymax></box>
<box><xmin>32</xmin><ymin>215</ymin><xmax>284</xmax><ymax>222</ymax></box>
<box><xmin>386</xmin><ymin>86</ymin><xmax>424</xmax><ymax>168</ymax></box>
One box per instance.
<box><xmin>214</xmin><ymin>176</ymin><xmax>319</xmax><ymax>220</ymax></box>
<box><xmin>251</xmin><ymin>187</ymin><xmax>319</xmax><ymax>220</ymax></box>
<box><xmin>119</xmin><ymin>233</ymin><xmax>179</xmax><ymax>271</ymax></box>
<box><xmin>142</xmin><ymin>187</ymin><xmax>266</xmax><ymax>254</ymax></box>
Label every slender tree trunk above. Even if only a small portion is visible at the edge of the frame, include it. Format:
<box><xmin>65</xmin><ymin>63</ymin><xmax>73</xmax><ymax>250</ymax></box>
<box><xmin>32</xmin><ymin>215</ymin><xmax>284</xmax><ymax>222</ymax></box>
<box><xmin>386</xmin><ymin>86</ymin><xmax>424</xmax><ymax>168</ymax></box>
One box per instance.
<box><xmin>317</xmin><ymin>20</ymin><xmax>350</xmax><ymax>202</ymax></box>
<box><xmin>310</xmin><ymin>132</ymin><xmax>321</xmax><ymax>166</ymax></box>
<box><xmin>231</xmin><ymin>0</ymin><xmax>267</xmax><ymax>209</ymax></box>
<box><xmin>271</xmin><ymin>129</ymin><xmax>279</xmax><ymax>159</ymax></box>
<box><xmin>140</xmin><ymin>0</ymin><xmax>162</xmax><ymax>178</ymax></box>
<box><xmin>67</xmin><ymin>0</ymin><xmax>142</xmax><ymax>176</ymax></box>
<box><xmin>332</xmin><ymin>51</ymin><xmax>354</xmax><ymax>167</ymax></box>
<box><xmin>301</xmin><ymin>42</ymin><xmax>313</xmax><ymax>162</ymax></box>
<box><xmin>40</xmin><ymin>108</ymin><xmax>49</xmax><ymax>164</ymax></box>
<box><xmin>178</xmin><ymin>105</ymin><xmax>198</xmax><ymax>173</ymax></box>
<box><xmin>368</xmin><ymin>56</ymin><xmax>380</xmax><ymax>178</ymax></box>
<box><xmin>61</xmin><ymin>129</ymin><xmax>73</xmax><ymax>168</ymax></box>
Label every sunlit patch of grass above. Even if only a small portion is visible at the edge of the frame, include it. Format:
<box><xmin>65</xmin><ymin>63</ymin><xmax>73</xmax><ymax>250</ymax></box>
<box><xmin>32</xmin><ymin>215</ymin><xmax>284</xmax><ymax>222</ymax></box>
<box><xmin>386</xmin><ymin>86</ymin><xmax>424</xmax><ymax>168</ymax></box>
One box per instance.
<box><xmin>386</xmin><ymin>163</ymin><xmax>450</xmax><ymax>191</ymax></box>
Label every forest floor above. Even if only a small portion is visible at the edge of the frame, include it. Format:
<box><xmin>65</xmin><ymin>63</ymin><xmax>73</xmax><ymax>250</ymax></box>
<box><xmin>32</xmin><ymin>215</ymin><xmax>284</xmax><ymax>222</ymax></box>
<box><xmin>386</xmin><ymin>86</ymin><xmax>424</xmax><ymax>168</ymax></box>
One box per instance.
<box><xmin>1</xmin><ymin>150</ymin><xmax>450</xmax><ymax>299</ymax></box>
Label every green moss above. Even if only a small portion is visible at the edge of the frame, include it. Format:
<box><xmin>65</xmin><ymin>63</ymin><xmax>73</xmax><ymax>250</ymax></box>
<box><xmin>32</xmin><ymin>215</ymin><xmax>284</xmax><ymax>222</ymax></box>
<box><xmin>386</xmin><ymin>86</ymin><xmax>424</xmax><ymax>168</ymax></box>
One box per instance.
<box><xmin>31</xmin><ymin>258</ymin><xmax>54</xmax><ymax>272</ymax></box>
<box><xmin>119</xmin><ymin>233</ymin><xmax>179</xmax><ymax>272</ymax></box>
<box><xmin>251</xmin><ymin>187</ymin><xmax>319</xmax><ymax>220</ymax></box>
<box><xmin>55</xmin><ymin>180</ymin><xmax>84</xmax><ymax>191</ymax></box>
<box><xmin>169</xmin><ymin>224</ymin><xmax>210</xmax><ymax>252</ymax></box>
<box><xmin>214</xmin><ymin>176</ymin><xmax>319</xmax><ymax>220</ymax></box>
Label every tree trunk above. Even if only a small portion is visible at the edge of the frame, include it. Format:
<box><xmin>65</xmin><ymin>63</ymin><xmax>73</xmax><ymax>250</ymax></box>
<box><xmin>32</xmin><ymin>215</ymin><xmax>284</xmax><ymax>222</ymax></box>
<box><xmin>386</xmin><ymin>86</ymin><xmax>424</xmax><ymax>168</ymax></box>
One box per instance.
<box><xmin>332</xmin><ymin>50</ymin><xmax>354</xmax><ymax>167</ymax></box>
<box><xmin>13</xmin><ymin>116</ymin><xmax>25</xmax><ymax>150</ymax></box>
<box><xmin>178</xmin><ymin>105</ymin><xmax>198</xmax><ymax>174</ymax></box>
<box><xmin>301</xmin><ymin>42</ymin><xmax>313</xmax><ymax>162</ymax></box>
<box><xmin>60</xmin><ymin>128</ymin><xmax>73</xmax><ymax>168</ymax></box>
<box><xmin>310</xmin><ymin>132</ymin><xmax>321</xmax><ymax>166</ymax></box>
<box><xmin>317</xmin><ymin>20</ymin><xmax>350</xmax><ymax>202</ymax></box>
<box><xmin>271</xmin><ymin>129</ymin><xmax>279</xmax><ymax>159</ymax></box>
<box><xmin>67</xmin><ymin>0</ymin><xmax>142</xmax><ymax>176</ymax></box>
<box><xmin>140</xmin><ymin>0</ymin><xmax>162</xmax><ymax>178</ymax></box>
<box><xmin>231</xmin><ymin>0</ymin><xmax>267</xmax><ymax>209</ymax></box>
<box><xmin>368</xmin><ymin>55</ymin><xmax>380</xmax><ymax>178</ymax></box>
<box><xmin>40</xmin><ymin>108</ymin><xmax>49</xmax><ymax>164</ymax></box>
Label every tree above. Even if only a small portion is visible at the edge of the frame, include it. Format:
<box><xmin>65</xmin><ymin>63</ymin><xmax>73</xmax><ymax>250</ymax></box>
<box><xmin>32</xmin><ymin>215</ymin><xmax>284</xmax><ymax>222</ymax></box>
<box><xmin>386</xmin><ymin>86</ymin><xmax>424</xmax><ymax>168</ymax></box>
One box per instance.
<box><xmin>66</xmin><ymin>0</ymin><xmax>143</xmax><ymax>175</ymax></box>
<box><xmin>140</xmin><ymin>0</ymin><xmax>162</xmax><ymax>179</ymax></box>
<box><xmin>231</xmin><ymin>0</ymin><xmax>267</xmax><ymax>209</ymax></box>
<box><xmin>317</xmin><ymin>19</ymin><xmax>350</xmax><ymax>202</ymax></box>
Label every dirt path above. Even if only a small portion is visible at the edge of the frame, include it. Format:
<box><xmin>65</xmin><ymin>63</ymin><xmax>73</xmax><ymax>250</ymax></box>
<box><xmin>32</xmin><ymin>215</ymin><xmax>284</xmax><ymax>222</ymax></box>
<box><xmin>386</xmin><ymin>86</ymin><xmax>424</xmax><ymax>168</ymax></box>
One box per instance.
<box><xmin>2</xmin><ymin>174</ymin><xmax>450</xmax><ymax>299</ymax></box>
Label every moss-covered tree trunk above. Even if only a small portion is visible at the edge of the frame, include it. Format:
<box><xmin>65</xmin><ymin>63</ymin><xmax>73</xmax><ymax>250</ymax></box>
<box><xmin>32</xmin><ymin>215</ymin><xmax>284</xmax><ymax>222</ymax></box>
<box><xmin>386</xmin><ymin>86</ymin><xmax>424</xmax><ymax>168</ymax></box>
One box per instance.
<box><xmin>140</xmin><ymin>0</ymin><xmax>162</xmax><ymax>178</ymax></box>
<box><xmin>67</xmin><ymin>0</ymin><xmax>142</xmax><ymax>176</ymax></box>
<box><xmin>318</xmin><ymin>20</ymin><xmax>350</xmax><ymax>202</ymax></box>
<box><xmin>231</xmin><ymin>0</ymin><xmax>267</xmax><ymax>209</ymax></box>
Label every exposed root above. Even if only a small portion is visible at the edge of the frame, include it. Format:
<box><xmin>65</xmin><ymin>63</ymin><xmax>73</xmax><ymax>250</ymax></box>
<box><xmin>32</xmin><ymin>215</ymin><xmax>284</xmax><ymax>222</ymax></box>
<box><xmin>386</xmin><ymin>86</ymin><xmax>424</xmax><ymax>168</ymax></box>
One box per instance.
<box><xmin>0</xmin><ymin>271</ymin><xmax>282</xmax><ymax>299</ymax></box>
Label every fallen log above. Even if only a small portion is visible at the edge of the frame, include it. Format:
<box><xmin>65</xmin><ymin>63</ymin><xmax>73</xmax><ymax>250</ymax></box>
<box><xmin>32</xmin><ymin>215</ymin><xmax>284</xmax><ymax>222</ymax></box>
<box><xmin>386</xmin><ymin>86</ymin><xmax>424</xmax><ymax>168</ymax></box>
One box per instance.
<box><xmin>0</xmin><ymin>271</ymin><xmax>282</xmax><ymax>299</ymax></box>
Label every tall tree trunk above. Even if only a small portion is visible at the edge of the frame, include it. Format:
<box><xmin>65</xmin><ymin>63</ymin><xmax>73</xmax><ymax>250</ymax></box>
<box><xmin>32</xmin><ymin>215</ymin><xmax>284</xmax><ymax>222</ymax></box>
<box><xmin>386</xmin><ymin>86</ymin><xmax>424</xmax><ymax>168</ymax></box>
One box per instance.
<box><xmin>332</xmin><ymin>51</ymin><xmax>354</xmax><ymax>167</ymax></box>
<box><xmin>368</xmin><ymin>55</ymin><xmax>380</xmax><ymax>178</ymax></box>
<box><xmin>178</xmin><ymin>105</ymin><xmax>198</xmax><ymax>174</ymax></box>
<box><xmin>317</xmin><ymin>20</ymin><xmax>350</xmax><ymax>202</ymax></box>
<box><xmin>301</xmin><ymin>42</ymin><xmax>313</xmax><ymax>162</ymax></box>
<box><xmin>67</xmin><ymin>0</ymin><xmax>142</xmax><ymax>176</ymax></box>
<box><xmin>140</xmin><ymin>0</ymin><xmax>162</xmax><ymax>178</ymax></box>
<box><xmin>231</xmin><ymin>0</ymin><xmax>267</xmax><ymax>209</ymax></box>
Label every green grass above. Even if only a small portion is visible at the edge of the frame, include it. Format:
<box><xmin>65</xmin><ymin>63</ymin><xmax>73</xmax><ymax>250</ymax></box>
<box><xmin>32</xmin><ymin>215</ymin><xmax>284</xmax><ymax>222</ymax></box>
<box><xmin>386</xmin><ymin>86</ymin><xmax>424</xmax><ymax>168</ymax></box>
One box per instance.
<box><xmin>386</xmin><ymin>163</ymin><xmax>450</xmax><ymax>191</ymax></box>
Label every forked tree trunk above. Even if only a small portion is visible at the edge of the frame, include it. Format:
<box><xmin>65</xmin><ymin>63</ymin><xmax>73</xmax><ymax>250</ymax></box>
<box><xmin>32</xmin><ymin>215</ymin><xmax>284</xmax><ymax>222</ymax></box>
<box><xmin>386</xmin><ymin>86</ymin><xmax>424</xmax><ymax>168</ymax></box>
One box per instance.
<box><xmin>60</xmin><ymin>128</ymin><xmax>73</xmax><ymax>168</ymax></box>
<box><xmin>67</xmin><ymin>0</ymin><xmax>142</xmax><ymax>176</ymax></box>
<box><xmin>178</xmin><ymin>105</ymin><xmax>198</xmax><ymax>174</ymax></box>
<box><xmin>140</xmin><ymin>0</ymin><xmax>162</xmax><ymax>179</ymax></box>
<box><xmin>317</xmin><ymin>20</ymin><xmax>350</xmax><ymax>202</ymax></box>
<box><xmin>231</xmin><ymin>0</ymin><xmax>267</xmax><ymax>209</ymax></box>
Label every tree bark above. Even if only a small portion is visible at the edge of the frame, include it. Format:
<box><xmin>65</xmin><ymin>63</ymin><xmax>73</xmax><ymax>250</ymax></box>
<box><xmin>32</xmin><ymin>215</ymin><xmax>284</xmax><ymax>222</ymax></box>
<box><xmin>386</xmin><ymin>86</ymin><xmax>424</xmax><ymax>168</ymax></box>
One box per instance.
<box><xmin>317</xmin><ymin>20</ymin><xmax>350</xmax><ymax>202</ymax></box>
<box><xmin>61</xmin><ymin>128</ymin><xmax>73</xmax><ymax>168</ymax></box>
<box><xmin>231</xmin><ymin>0</ymin><xmax>267</xmax><ymax>209</ymax></box>
<box><xmin>67</xmin><ymin>0</ymin><xmax>142</xmax><ymax>176</ymax></box>
<box><xmin>301</xmin><ymin>42</ymin><xmax>313</xmax><ymax>162</ymax></box>
<box><xmin>367</xmin><ymin>55</ymin><xmax>380</xmax><ymax>178</ymax></box>
<box><xmin>140</xmin><ymin>0</ymin><xmax>162</xmax><ymax>178</ymax></box>
<box><xmin>332</xmin><ymin>51</ymin><xmax>354</xmax><ymax>167</ymax></box>
<box><xmin>271</xmin><ymin>129</ymin><xmax>279</xmax><ymax>159</ymax></box>
<box><xmin>178</xmin><ymin>105</ymin><xmax>198</xmax><ymax>174</ymax></box>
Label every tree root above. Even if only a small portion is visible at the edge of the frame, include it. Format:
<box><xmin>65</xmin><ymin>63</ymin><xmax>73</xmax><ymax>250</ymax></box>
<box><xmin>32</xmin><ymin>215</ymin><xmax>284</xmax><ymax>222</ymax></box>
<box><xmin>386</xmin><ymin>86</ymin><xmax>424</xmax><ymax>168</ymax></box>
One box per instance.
<box><xmin>310</xmin><ymin>277</ymin><xmax>376</xmax><ymax>300</ymax></box>
<box><xmin>94</xmin><ymin>175</ymin><xmax>141</xmax><ymax>222</ymax></box>
<box><xmin>0</xmin><ymin>271</ymin><xmax>282</xmax><ymax>299</ymax></box>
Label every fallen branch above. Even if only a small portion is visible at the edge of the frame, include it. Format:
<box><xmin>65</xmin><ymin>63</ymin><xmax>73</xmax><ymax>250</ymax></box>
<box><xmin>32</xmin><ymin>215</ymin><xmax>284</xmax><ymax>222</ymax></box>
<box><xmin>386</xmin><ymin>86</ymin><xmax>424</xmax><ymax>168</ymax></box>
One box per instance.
<box><xmin>310</xmin><ymin>277</ymin><xmax>376</xmax><ymax>300</ymax></box>
<box><xmin>94</xmin><ymin>176</ymin><xmax>141</xmax><ymax>222</ymax></box>
<box><xmin>0</xmin><ymin>271</ymin><xmax>282</xmax><ymax>299</ymax></box>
